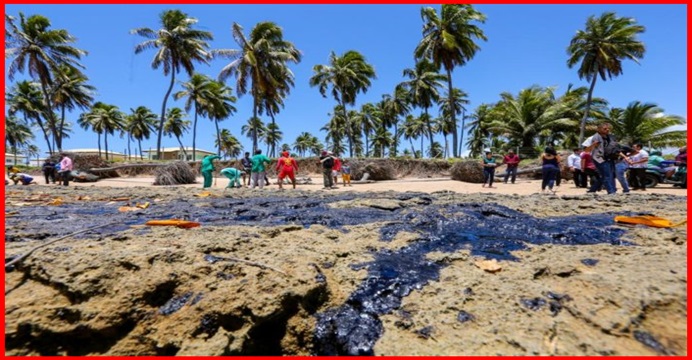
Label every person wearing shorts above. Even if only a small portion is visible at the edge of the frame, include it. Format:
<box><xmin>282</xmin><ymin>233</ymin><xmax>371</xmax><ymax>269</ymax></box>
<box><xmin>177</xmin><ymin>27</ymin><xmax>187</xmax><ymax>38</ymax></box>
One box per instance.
<box><xmin>276</xmin><ymin>151</ymin><xmax>299</xmax><ymax>189</ymax></box>
<box><xmin>341</xmin><ymin>161</ymin><xmax>352</xmax><ymax>187</ymax></box>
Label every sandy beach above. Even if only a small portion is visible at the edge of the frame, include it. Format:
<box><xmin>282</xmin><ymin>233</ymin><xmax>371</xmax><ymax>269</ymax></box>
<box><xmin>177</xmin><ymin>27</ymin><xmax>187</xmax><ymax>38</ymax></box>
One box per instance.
<box><xmin>5</xmin><ymin>175</ymin><xmax>688</xmax><ymax>356</ymax></box>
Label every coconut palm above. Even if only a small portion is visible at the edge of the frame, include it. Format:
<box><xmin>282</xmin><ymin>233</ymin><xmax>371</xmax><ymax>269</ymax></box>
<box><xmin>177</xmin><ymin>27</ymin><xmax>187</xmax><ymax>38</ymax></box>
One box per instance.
<box><xmin>439</xmin><ymin>88</ymin><xmax>469</xmax><ymax>157</ymax></box>
<box><xmin>174</xmin><ymin>73</ymin><xmax>215</xmax><ymax>161</ymax></box>
<box><xmin>216</xmin><ymin>129</ymin><xmax>243</xmax><ymax>159</ymax></box>
<box><xmin>206</xmin><ymin>81</ymin><xmax>237</xmax><ymax>157</ymax></box>
<box><xmin>381</xmin><ymin>86</ymin><xmax>411</xmax><ymax>157</ymax></box>
<box><xmin>357</xmin><ymin>103</ymin><xmax>379</xmax><ymax>156</ymax></box>
<box><xmin>163</xmin><ymin>107</ymin><xmax>191</xmax><ymax>159</ymax></box>
<box><xmin>6</xmin><ymin>80</ymin><xmax>53</xmax><ymax>154</ymax></box>
<box><xmin>310</xmin><ymin>50</ymin><xmax>376</xmax><ymax>158</ymax></box>
<box><xmin>465</xmin><ymin>104</ymin><xmax>494</xmax><ymax>158</ymax></box>
<box><xmin>241</xmin><ymin>117</ymin><xmax>267</xmax><ymax>147</ymax></box>
<box><xmin>402</xmin><ymin>114</ymin><xmax>427</xmax><ymax>158</ymax></box>
<box><xmin>83</xmin><ymin>102</ymin><xmax>125</xmax><ymax>160</ymax></box>
<box><xmin>599</xmin><ymin>101</ymin><xmax>686</xmax><ymax>148</ymax></box>
<box><xmin>415</xmin><ymin>4</ymin><xmax>487</xmax><ymax>157</ymax></box>
<box><xmin>45</xmin><ymin>111</ymin><xmax>72</xmax><ymax>151</ymax></box>
<box><xmin>427</xmin><ymin>141</ymin><xmax>444</xmax><ymax>159</ymax></box>
<box><xmin>127</xmin><ymin>106</ymin><xmax>158</xmax><ymax>160</ymax></box>
<box><xmin>487</xmin><ymin>86</ymin><xmax>576</xmax><ymax>158</ymax></box>
<box><xmin>567</xmin><ymin>12</ymin><xmax>646</xmax><ymax>145</ymax></box>
<box><xmin>321</xmin><ymin>107</ymin><xmax>347</xmax><ymax>156</ymax></box>
<box><xmin>132</xmin><ymin>9</ymin><xmax>213</xmax><ymax>160</ymax></box>
<box><xmin>216</xmin><ymin>21</ymin><xmax>301</xmax><ymax>153</ymax></box>
<box><xmin>5</xmin><ymin>114</ymin><xmax>35</xmax><ymax>165</ymax></box>
<box><xmin>6</xmin><ymin>12</ymin><xmax>87</xmax><ymax>155</ymax></box>
<box><xmin>397</xmin><ymin>59</ymin><xmax>446</xmax><ymax>150</ymax></box>
<box><xmin>370</xmin><ymin>127</ymin><xmax>393</xmax><ymax>158</ymax></box>
<box><xmin>49</xmin><ymin>64</ymin><xmax>95</xmax><ymax>151</ymax></box>
<box><xmin>264</xmin><ymin>122</ymin><xmax>283</xmax><ymax>156</ymax></box>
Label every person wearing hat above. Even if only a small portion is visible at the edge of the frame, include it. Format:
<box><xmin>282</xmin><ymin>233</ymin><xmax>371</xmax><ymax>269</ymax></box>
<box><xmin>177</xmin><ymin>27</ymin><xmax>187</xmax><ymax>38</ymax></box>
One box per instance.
<box><xmin>480</xmin><ymin>150</ymin><xmax>497</xmax><ymax>188</ymax></box>
<box><xmin>220</xmin><ymin>167</ymin><xmax>243</xmax><ymax>190</ymax></box>
<box><xmin>319</xmin><ymin>150</ymin><xmax>335</xmax><ymax>189</ymax></box>
<box><xmin>276</xmin><ymin>151</ymin><xmax>299</xmax><ymax>189</ymax></box>
<box><xmin>201</xmin><ymin>154</ymin><xmax>221</xmax><ymax>188</ymax></box>
<box><xmin>250</xmin><ymin>149</ymin><xmax>271</xmax><ymax>189</ymax></box>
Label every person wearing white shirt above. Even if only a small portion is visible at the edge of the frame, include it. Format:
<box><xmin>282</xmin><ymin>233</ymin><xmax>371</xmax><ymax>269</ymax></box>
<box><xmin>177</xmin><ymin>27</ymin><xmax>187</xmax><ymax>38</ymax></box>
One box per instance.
<box><xmin>627</xmin><ymin>143</ymin><xmax>649</xmax><ymax>191</ymax></box>
<box><xmin>567</xmin><ymin>148</ymin><xmax>586</xmax><ymax>188</ymax></box>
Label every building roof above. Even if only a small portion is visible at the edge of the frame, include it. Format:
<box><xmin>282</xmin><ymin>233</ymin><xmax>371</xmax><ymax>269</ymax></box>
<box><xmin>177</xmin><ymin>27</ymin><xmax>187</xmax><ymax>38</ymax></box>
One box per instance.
<box><xmin>142</xmin><ymin>147</ymin><xmax>215</xmax><ymax>154</ymax></box>
<box><xmin>53</xmin><ymin>149</ymin><xmax>126</xmax><ymax>155</ymax></box>
<box><xmin>5</xmin><ymin>153</ymin><xmax>27</xmax><ymax>158</ymax></box>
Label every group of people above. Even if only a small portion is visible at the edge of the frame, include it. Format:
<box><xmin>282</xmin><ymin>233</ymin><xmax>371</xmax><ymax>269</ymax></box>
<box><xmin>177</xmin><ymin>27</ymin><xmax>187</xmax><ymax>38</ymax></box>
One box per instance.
<box><xmin>200</xmin><ymin>149</ymin><xmax>353</xmax><ymax>191</ymax></box>
<box><xmin>480</xmin><ymin>149</ymin><xmax>522</xmax><ymax>188</ymax></box>
<box><xmin>5</xmin><ymin>153</ymin><xmax>73</xmax><ymax>186</ymax></box>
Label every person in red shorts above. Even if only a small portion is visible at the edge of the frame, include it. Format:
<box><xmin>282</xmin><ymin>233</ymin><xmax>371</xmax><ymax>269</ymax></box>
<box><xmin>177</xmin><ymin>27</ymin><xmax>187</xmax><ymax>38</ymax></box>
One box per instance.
<box><xmin>276</xmin><ymin>151</ymin><xmax>299</xmax><ymax>189</ymax></box>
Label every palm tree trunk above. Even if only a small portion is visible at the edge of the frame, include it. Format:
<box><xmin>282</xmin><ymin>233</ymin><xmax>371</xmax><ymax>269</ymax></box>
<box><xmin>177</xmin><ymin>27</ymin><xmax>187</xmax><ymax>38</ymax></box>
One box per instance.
<box><xmin>252</xmin><ymin>99</ymin><xmax>259</xmax><ymax>153</ymax></box>
<box><xmin>138</xmin><ymin>139</ymin><xmax>143</xmax><ymax>161</ymax></box>
<box><xmin>157</xmin><ymin>70</ymin><xmax>177</xmax><ymax>160</ymax></box>
<box><xmin>97</xmin><ymin>133</ymin><xmax>102</xmax><ymax>158</ymax></box>
<box><xmin>459</xmin><ymin>109</ymin><xmax>466</xmax><ymax>158</ymax></box>
<box><xmin>127</xmin><ymin>135</ymin><xmax>132</xmax><ymax>160</ymax></box>
<box><xmin>444</xmin><ymin>135</ymin><xmax>449</xmax><ymax>158</ymax></box>
<box><xmin>215</xmin><ymin>119</ymin><xmax>222</xmax><ymax>157</ymax></box>
<box><xmin>34</xmin><ymin>116</ymin><xmax>53</xmax><ymax>155</ymax></box>
<box><xmin>39</xmin><ymin>80</ymin><xmax>59</xmax><ymax>155</ymax></box>
<box><xmin>57</xmin><ymin>104</ymin><xmax>67</xmax><ymax>151</ymax></box>
<box><xmin>424</xmin><ymin>108</ymin><xmax>434</xmax><ymax>157</ymax></box>
<box><xmin>104</xmin><ymin>132</ymin><xmax>109</xmax><ymax>160</ymax></box>
<box><xmin>446</xmin><ymin>68</ymin><xmax>458</xmax><ymax>158</ymax></box>
<box><xmin>271</xmin><ymin>115</ymin><xmax>276</xmax><ymax>157</ymax></box>
<box><xmin>175</xmin><ymin>135</ymin><xmax>186</xmax><ymax>154</ymax></box>
<box><xmin>340</xmin><ymin>96</ymin><xmax>353</xmax><ymax>158</ymax></box>
<box><xmin>393</xmin><ymin>123</ymin><xmax>399</xmax><ymax>157</ymax></box>
<box><xmin>420</xmin><ymin>136</ymin><xmax>424</xmax><ymax>158</ymax></box>
<box><xmin>410</xmin><ymin>139</ymin><xmax>416</xmax><ymax>158</ymax></box>
<box><xmin>579</xmin><ymin>75</ymin><xmax>598</xmax><ymax>146</ymax></box>
<box><xmin>193</xmin><ymin>103</ymin><xmax>198</xmax><ymax>161</ymax></box>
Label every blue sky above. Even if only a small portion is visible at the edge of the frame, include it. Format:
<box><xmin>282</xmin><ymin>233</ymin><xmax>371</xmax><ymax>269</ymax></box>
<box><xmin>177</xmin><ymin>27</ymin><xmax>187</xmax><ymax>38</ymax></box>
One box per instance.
<box><xmin>4</xmin><ymin>4</ymin><xmax>688</xmax><ymax>158</ymax></box>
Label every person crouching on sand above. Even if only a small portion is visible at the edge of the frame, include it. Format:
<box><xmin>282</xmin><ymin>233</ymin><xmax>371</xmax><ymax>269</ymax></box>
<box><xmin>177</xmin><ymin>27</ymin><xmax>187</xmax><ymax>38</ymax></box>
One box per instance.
<box><xmin>276</xmin><ymin>151</ymin><xmax>299</xmax><ymax>190</ymax></box>
<box><xmin>220</xmin><ymin>167</ymin><xmax>243</xmax><ymax>191</ymax></box>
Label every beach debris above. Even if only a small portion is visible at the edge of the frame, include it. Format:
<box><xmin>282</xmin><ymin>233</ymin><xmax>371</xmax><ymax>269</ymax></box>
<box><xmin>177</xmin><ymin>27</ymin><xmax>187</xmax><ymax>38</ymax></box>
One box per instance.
<box><xmin>153</xmin><ymin>161</ymin><xmax>196</xmax><ymax>186</ymax></box>
<box><xmin>474</xmin><ymin>259</ymin><xmax>502</xmax><ymax>273</ymax></box>
<box><xmin>614</xmin><ymin>215</ymin><xmax>686</xmax><ymax>228</ymax></box>
<box><xmin>580</xmin><ymin>258</ymin><xmax>599</xmax><ymax>266</ymax></box>
<box><xmin>77</xmin><ymin>195</ymin><xmax>92</xmax><ymax>201</ymax></box>
<box><xmin>110</xmin><ymin>197</ymin><xmax>130</xmax><ymax>201</ymax></box>
<box><xmin>457</xmin><ymin>310</ymin><xmax>475</xmax><ymax>323</ymax></box>
<box><xmin>47</xmin><ymin>197</ymin><xmax>63</xmax><ymax>206</ymax></box>
<box><xmin>633</xmin><ymin>330</ymin><xmax>675</xmax><ymax>355</ymax></box>
<box><xmin>145</xmin><ymin>219</ymin><xmax>200</xmax><ymax>229</ymax></box>
<box><xmin>195</xmin><ymin>191</ymin><xmax>213</xmax><ymax>198</ymax></box>
<box><xmin>136</xmin><ymin>202</ymin><xmax>150</xmax><ymax>209</ymax></box>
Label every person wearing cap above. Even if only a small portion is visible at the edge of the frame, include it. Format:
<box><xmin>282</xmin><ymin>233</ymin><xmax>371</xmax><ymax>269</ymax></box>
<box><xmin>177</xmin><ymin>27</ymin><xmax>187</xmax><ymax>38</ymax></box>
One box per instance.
<box><xmin>480</xmin><ymin>150</ymin><xmax>497</xmax><ymax>188</ymax></box>
<box><xmin>501</xmin><ymin>149</ymin><xmax>521</xmax><ymax>184</ymax></box>
<box><xmin>276</xmin><ymin>151</ymin><xmax>299</xmax><ymax>189</ymax></box>
<box><xmin>201</xmin><ymin>154</ymin><xmax>221</xmax><ymax>188</ymax></box>
<box><xmin>250</xmin><ymin>149</ymin><xmax>271</xmax><ymax>189</ymax></box>
<box><xmin>319</xmin><ymin>150</ymin><xmax>335</xmax><ymax>189</ymax></box>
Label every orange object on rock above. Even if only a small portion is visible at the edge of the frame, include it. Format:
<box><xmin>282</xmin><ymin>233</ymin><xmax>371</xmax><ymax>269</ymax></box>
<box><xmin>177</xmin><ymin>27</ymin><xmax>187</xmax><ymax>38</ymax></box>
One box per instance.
<box><xmin>145</xmin><ymin>219</ymin><xmax>201</xmax><ymax>228</ymax></box>
<box><xmin>614</xmin><ymin>215</ymin><xmax>686</xmax><ymax>228</ymax></box>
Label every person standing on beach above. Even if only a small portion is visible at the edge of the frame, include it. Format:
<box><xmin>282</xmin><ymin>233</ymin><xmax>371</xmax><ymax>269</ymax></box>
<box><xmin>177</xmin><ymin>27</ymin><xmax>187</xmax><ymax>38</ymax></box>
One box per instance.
<box><xmin>59</xmin><ymin>153</ymin><xmax>73</xmax><ymax>186</ymax></box>
<box><xmin>276</xmin><ymin>151</ymin><xmax>299</xmax><ymax>190</ymax></box>
<box><xmin>567</xmin><ymin>148</ymin><xmax>586</xmax><ymax>188</ymax></box>
<box><xmin>250</xmin><ymin>149</ymin><xmax>271</xmax><ymax>189</ymax></box>
<box><xmin>541</xmin><ymin>147</ymin><xmax>561</xmax><ymax>194</ymax></box>
<box><xmin>42</xmin><ymin>158</ymin><xmax>56</xmax><ymax>184</ymax></box>
<box><xmin>627</xmin><ymin>143</ymin><xmax>649</xmax><ymax>191</ymax></box>
<box><xmin>220</xmin><ymin>167</ymin><xmax>243</xmax><ymax>190</ymax></box>
<box><xmin>481</xmin><ymin>150</ymin><xmax>497</xmax><ymax>188</ymax></box>
<box><xmin>341</xmin><ymin>160</ymin><xmax>352</xmax><ymax>187</ymax></box>
<box><xmin>332</xmin><ymin>154</ymin><xmax>342</xmax><ymax>186</ymax></box>
<box><xmin>502</xmin><ymin>149</ymin><xmax>520</xmax><ymax>184</ymax></box>
<box><xmin>584</xmin><ymin>123</ymin><xmax>617</xmax><ymax>194</ymax></box>
<box><xmin>320</xmin><ymin>150</ymin><xmax>335</xmax><ymax>189</ymax></box>
<box><xmin>201</xmin><ymin>154</ymin><xmax>221</xmax><ymax>188</ymax></box>
<box><xmin>240</xmin><ymin>152</ymin><xmax>252</xmax><ymax>187</ymax></box>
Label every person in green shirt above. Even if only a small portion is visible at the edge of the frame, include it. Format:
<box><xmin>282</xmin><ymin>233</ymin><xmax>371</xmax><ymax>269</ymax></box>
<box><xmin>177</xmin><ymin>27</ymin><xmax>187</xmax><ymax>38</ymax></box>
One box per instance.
<box><xmin>250</xmin><ymin>149</ymin><xmax>271</xmax><ymax>189</ymax></box>
<box><xmin>647</xmin><ymin>150</ymin><xmax>665</xmax><ymax>170</ymax></box>
<box><xmin>201</xmin><ymin>154</ymin><xmax>221</xmax><ymax>188</ymax></box>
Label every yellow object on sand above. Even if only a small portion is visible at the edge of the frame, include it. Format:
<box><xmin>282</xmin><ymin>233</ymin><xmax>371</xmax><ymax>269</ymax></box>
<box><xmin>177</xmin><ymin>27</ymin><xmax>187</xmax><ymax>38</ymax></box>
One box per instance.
<box><xmin>614</xmin><ymin>215</ymin><xmax>686</xmax><ymax>228</ymax></box>
<box><xmin>145</xmin><ymin>219</ymin><xmax>201</xmax><ymax>228</ymax></box>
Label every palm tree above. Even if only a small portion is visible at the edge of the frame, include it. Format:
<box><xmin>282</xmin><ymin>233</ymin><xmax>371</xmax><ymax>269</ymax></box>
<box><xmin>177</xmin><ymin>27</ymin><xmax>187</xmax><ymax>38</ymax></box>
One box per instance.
<box><xmin>358</xmin><ymin>103</ymin><xmax>379</xmax><ymax>156</ymax></box>
<box><xmin>310</xmin><ymin>50</ymin><xmax>376</xmax><ymax>157</ymax></box>
<box><xmin>415</xmin><ymin>4</ymin><xmax>487</xmax><ymax>157</ymax></box>
<box><xmin>402</xmin><ymin>114</ymin><xmax>427</xmax><ymax>158</ymax></box>
<box><xmin>381</xmin><ymin>86</ymin><xmax>411</xmax><ymax>157</ymax></box>
<box><xmin>371</xmin><ymin>127</ymin><xmax>393</xmax><ymax>158</ymax></box>
<box><xmin>5</xmin><ymin>114</ymin><xmax>35</xmax><ymax>165</ymax></box>
<box><xmin>216</xmin><ymin>129</ymin><xmax>243</xmax><ymax>159</ymax></box>
<box><xmin>241</xmin><ymin>117</ymin><xmax>267</xmax><ymax>147</ymax></box>
<box><xmin>132</xmin><ymin>9</ymin><xmax>213</xmax><ymax>160</ymax></box>
<box><xmin>6</xmin><ymin>12</ymin><xmax>87</xmax><ymax>155</ymax></box>
<box><xmin>264</xmin><ymin>122</ymin><xmax>283</xmax><ymax>156</ymax></box>
<box><xmin>163</xmin><ymin>107</ymin><xmax>191</xmax><ymax>159</ymax></box>
<box><xmin>6</xmin><ymin>81</ymin><xmax>53</xmax><ymax>154</ymax></box>
<box><xmin>206</xmin><ymin>81</ymin><xmax>237</xmax><ymax>157</ymax></box>
<box><xmin>174</xmin><ymin>73</ymin><xmax>215</xmax><ymax>161</ymax></box>
<box><xmin>439</xmin><ymin>88</ymin><xmax>469</xmax><ymax>157</ymax></box>
<box><xmin>83</xmin><ymin>102</ymin><xmax>125</xmax><ymax>160</ymax></box>
<box><xmin>427</xmin><ymin>141</ymin><xmax>444</xmax><ymax>159</ymax></box>
<box><xmin>599</xmin><ymin>101</ymin><xmax>686</xmax><ymax>148</ymax></box>
<box><xmin>397</xmin><ymin>59</ymin><xmax>446</xmax><ymax>150</ymax></box>
<box><xmin>49</xmin><ymin>64</ymin><xmax>95</xmax><ymax>151</ymax></box>
<box><xmin>216</xmin><ymin>21</ymin><xmax>301</xmax><ymax>153</ymax></box>
<box><xmin>487</xmin><ymin>86</ymin><xmax>576</xmax><ymax>158</ymax></box>
<box><xmin>567</xmin><ymin>12</ymin><xmax>646</xmax><ymax>145</ymax></box>
<box><xmin>465</xmin><ymin>104</ymin><xmax>493</xmax><ymax>158</ymax></box>
<box><xmin>127</xmin><ymin>106</ymin><xmax>158</xmax><ymax>160</ymax></box>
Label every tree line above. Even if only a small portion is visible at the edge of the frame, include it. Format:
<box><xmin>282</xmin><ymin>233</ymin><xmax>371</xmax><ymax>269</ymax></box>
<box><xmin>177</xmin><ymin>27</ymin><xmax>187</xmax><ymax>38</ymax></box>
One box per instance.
<box><xmin>5</xmin><ymin>5</ymin><xmax>686</xmax><ymax>164</ymax></box>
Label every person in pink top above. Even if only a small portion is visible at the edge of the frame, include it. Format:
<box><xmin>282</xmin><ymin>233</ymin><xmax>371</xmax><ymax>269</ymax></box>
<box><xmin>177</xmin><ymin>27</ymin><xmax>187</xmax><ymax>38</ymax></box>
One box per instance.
<box><xmin>59</xmin><ymin>153</ymin><xmax>73</xmax><ymax>186</ymax></box>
